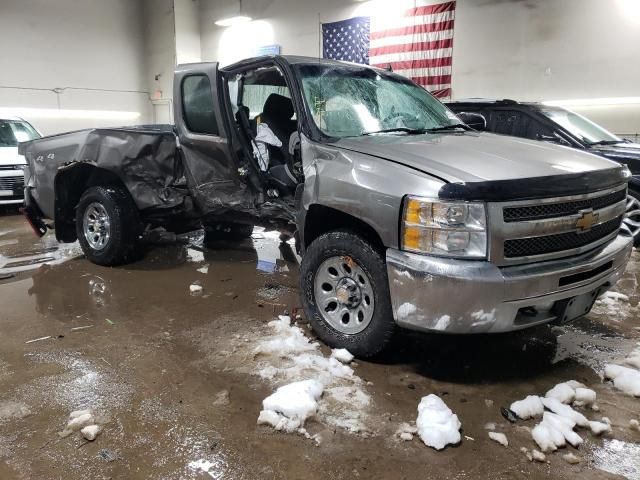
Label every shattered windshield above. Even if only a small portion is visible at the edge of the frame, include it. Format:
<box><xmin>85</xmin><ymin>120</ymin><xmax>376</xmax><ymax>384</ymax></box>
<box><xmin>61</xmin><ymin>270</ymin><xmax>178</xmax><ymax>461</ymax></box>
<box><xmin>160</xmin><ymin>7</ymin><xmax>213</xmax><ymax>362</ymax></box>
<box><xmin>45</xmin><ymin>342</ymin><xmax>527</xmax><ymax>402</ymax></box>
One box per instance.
<box><xmin>296</xmin><ymin>64</ymin><xmax>460</xmax><ymax>138</ymax></box>
<box><xmin>540</xmin><ymin>107</ymin><xmax>621</xmax><ymax>146</ymax></box>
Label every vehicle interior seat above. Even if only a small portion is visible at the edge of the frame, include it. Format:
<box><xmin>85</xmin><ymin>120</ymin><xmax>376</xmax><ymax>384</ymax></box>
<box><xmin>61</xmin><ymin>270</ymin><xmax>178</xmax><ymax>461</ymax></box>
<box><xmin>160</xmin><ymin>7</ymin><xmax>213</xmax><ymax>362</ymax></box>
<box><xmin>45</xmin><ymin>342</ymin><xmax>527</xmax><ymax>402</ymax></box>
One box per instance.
<box><xmin>259</xmin><ymin>93</ymin><xmax>297</xmax><ymax>164</ymax></box>
<box><xmin>236</xmin><ymin>102</ymin><xmax>297</xmax><ymax>195</ymax></box>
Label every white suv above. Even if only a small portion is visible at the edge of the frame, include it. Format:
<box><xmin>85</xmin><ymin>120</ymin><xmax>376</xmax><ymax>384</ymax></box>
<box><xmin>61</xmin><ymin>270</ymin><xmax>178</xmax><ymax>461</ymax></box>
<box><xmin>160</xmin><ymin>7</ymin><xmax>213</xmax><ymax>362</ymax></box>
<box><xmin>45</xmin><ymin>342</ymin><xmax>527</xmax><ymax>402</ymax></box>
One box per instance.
<box><xmin>0</xmin><ymin>117</ymin><xmax>40</xmax><ymax>205</ymax></box>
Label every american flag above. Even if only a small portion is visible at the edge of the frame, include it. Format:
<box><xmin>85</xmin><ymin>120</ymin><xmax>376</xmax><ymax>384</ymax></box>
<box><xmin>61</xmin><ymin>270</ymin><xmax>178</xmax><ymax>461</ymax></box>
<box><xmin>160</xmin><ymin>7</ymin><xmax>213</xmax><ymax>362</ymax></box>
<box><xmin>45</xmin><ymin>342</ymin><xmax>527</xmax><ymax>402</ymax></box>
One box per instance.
<box><xmin>322</xmin><ymin>1</ymin><xmax>456</xmax><ymax>99</ymax></box>
<box><xmin>322</xmin><ymin>16</ymin><xmax>371</xmax><ymax>65</ymax></box>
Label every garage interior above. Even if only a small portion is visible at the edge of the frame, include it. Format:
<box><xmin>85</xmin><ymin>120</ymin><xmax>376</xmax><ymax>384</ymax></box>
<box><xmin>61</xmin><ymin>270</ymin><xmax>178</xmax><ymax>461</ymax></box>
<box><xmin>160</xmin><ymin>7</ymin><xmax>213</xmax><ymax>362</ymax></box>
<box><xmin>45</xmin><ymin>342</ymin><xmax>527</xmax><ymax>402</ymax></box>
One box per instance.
<box><xmin>1</xmin><ymin>0</ymin><xmax>640</xmax><ymax>479</ymax></box>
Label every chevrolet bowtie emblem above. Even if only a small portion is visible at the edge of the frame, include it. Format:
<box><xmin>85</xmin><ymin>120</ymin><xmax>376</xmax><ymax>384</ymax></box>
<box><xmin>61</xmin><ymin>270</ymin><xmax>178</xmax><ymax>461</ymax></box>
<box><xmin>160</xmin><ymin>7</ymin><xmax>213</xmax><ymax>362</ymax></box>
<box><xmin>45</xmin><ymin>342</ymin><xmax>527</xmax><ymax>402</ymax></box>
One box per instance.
<box><xmin>576</xmin><ymin>209</ymin><xmax>599</xmax><ymax>232</ymax></box>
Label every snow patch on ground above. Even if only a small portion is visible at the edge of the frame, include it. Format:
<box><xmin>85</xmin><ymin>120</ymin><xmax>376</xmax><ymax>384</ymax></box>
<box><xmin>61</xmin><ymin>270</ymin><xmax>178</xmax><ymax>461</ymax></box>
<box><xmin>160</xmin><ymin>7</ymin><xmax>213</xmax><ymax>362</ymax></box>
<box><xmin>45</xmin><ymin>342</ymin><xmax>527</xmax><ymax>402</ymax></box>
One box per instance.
<box><xmin>206</xmin><ymin>315</ymin><xmax>372</xmax><ymax>436</ymax></box>
<box><xmin>623</xmin><ymin>344</ymin><xmax>640</xmax><ymax>370</ymax></box>
<box><xmin>395</xmin><ymin>422</ymin><xmax>418</xmax><ymax>441</ymax></box>
<box><xmin>510</xmin><ymin>395</ymin><xmax>544</xmax><ymax>420</ymax></box>
<box><xmin>604</xmin><ymin>364</ymin><xmax>640</xmax><ymax>397</ymax></box>
<box><xmin>331</xmin><ymin>348</ymin><xmax>354</xmax><ymax>364</ymax></box>
<box><xmin>592</xmin><ymin>290</ymin><xmax>632</xmax><ymax>320</ymax></box>
<box><xmin>197</xmin><ymin>265</ymin><xmax>209</xmax><ymax>274</ymax></box>
<box><xmin>416</xmin><ymin>394</ymin><xmax>461</xmax><ymax>450</ymax></box>
<box><xmin>488</xmin><ymin>431</ymin><xmax>508</xmax><ymax>447</ymax></box>
<box><xmin>509</xmin><ymin>378</ymin><xmax>618</xmax><ymax>456</ymax></box>
<box><xmin>258</xmin><ymin>380</ymin><xmax>323</xmax><ymax>432</ymax></box>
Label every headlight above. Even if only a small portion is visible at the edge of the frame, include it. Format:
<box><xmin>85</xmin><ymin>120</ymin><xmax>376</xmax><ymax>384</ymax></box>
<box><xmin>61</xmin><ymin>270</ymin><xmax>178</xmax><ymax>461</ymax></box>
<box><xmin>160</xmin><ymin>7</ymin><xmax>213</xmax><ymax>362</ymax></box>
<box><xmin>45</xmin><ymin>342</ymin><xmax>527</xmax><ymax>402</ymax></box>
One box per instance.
<box><xmin>401</xmin><ymin>196</ymin><xmax>487</xmax><ymax>258</ymax></box>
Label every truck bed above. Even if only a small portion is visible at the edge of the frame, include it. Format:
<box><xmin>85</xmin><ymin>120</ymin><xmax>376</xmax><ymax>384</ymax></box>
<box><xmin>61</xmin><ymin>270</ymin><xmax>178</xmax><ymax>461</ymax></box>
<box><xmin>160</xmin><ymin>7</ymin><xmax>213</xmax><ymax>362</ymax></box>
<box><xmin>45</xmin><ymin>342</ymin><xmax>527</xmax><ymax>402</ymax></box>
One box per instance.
<box><xmin>20</xmin><ymin>125</ymin><xmax>191</xmax><ymax>221</ymax></box>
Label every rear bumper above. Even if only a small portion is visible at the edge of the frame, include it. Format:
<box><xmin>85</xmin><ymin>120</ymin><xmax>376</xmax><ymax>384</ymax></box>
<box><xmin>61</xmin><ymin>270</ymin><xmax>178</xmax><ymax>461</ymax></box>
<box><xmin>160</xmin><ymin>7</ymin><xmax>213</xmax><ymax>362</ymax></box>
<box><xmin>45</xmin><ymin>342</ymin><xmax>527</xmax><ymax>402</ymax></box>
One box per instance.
<box><xmin>386</xmin><ymin>234</ymin><xmax>632</xmax><ymax>333</ymax></box>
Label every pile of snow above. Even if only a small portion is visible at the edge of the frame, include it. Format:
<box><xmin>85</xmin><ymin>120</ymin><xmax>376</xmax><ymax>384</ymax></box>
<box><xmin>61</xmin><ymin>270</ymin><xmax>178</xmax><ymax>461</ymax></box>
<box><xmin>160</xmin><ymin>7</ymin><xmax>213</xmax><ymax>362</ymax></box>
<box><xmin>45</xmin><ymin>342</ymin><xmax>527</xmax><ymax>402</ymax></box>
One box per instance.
<box><xmin>257</xmin><ymin>380</ymin><xmax>323</xmax><ymax>433</ymax></box>
<box><xmin>416</xmin><ymin>394</ymin><xmax>461</xmax><ymax>450</ymax></box>
<box><xmin>510</xmin><ymin>380</ymin><xmax>598</xmax><ymax>422</ymax></box>
<box><xmin>508</xmin><ymin>380</ymin><xmax>614</xmax><ymax>454</ymax></box>
<box><xmin>60</xmin><ymin>408</ymin><xmax>102</xmax><ymax>440</ymax></box>
<box><xmin>604</xmin><ymin>364</ymin><xmax>640</xmax><ymax>397</ymax></box>
<box><xmin>510</xmin><ymin>395</ymin><xmax>544</xmax><ymax>420</ymax></box>
<box><xmin>189</xmin><ymin>282</ymin><xmax>203</xmax><ymax>295</ymax></box>
<box><xmin>249</xmin><ymin>316</ymin><xmax>371</xmax><ymax>435</ymax></box>
<box><xmin>331</xmin><ymin>348</ymin><xmax>354</xmax><ymax>364</ymax></box>
<box><xmin>545</xmin><ymin>380</ymin><xmax>597</xmax><ymax>408</ymax></box>
<box><xmin>532</xmin><ymin>411</ymin><xmax>582</xmax><ymax>452</ymax></box>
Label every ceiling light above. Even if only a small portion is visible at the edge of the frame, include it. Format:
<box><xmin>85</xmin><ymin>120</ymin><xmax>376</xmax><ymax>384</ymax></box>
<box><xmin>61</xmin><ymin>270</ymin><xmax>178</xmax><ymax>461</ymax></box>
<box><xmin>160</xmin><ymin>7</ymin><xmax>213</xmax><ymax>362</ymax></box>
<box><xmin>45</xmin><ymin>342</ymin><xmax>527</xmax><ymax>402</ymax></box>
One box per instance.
<box><xmin>215</xmin><ymin>15</ymin><xmax>252</xmax><ymax>27</ymax></box>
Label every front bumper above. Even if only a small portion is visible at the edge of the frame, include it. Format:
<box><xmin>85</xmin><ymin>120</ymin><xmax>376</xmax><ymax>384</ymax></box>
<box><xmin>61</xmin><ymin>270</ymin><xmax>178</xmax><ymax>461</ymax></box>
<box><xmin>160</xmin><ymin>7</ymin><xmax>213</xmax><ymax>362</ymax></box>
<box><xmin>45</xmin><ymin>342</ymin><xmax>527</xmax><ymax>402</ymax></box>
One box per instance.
<box><xmin>0</xmin><ymin>168</ymin><xmax>25</xmax><ymax>205</ymax></box>
<box><xmin>386</xmin><ymin>234</ymin><xmax>633</xmax><ymax>333</ymax></box>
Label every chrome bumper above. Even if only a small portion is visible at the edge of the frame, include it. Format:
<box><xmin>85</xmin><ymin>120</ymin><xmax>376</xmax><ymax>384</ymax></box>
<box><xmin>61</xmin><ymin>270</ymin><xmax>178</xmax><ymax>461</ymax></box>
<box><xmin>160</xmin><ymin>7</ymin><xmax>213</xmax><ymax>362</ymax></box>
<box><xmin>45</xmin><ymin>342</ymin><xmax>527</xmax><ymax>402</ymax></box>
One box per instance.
<box><xmin>386</xmin><ymin>234</ymin><xmax>633</xmax><ymax>334</ymax></box>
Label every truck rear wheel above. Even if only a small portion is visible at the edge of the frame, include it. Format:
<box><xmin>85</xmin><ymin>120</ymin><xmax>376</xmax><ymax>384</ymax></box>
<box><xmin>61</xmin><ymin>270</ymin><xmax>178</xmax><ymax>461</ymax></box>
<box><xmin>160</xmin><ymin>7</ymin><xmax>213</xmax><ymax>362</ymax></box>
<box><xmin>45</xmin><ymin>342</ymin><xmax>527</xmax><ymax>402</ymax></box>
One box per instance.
<box><xmin>75</xmin><ymin>186</ymin><xmax>140</xmax><ymax>266</ymax></box>
<box><xmin>300</xmin><ymin>230</ymin><xmax>395</xmax><ymax>358</ymax></box>
<box><xmin>203</xmin><ymin>222</ymin><xmax>253</xmax><ymax>244</ymax></box>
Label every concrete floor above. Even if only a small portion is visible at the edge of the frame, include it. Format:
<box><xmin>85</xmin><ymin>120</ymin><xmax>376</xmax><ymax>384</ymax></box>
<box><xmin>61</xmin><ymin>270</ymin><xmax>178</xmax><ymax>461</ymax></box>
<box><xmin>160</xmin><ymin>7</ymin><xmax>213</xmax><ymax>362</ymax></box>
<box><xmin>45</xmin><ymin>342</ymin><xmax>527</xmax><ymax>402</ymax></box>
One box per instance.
<box><xmin>1</xmin><ymin>208</ymin><xmax>639</xmax><ymax>480</ymax></box>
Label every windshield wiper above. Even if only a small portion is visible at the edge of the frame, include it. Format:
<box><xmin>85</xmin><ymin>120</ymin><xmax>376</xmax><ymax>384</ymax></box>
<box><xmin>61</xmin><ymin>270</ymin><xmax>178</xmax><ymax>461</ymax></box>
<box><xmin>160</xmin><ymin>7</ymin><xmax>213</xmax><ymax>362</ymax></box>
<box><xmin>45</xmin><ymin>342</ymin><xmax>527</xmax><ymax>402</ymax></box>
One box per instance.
<box><xmin>589</xmin><ymin>140</ymin><xmax>624</xmax><ymax>146</ymax></box>
<box><xmin>363</xmin><ymin>127</ymin><xmax>427</xmax><ymax>135</ymax></box>
<box><xmin>426</xmin><ymin>123</ymin><xmax>469</xmax><ymax>132</ymax></box>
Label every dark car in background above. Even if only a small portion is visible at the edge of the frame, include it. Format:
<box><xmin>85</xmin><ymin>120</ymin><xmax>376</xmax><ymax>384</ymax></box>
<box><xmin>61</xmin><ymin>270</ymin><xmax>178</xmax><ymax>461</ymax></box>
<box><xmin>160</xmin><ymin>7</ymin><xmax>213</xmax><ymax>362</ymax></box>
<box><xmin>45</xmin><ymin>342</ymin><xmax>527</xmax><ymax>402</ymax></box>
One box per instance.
<box><xmin>446</xmin><ymin>99</ymin><xmax>640</xmax><ymax>245</ymax></box>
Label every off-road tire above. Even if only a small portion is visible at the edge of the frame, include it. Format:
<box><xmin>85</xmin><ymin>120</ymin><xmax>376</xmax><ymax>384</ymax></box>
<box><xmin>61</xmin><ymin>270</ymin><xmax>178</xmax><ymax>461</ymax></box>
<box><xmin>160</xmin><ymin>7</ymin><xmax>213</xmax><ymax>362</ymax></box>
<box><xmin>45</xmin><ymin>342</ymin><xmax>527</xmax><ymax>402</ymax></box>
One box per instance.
<box><xmin>75</xmin><ymin>186</ymin><xmax>140</xmax><ymax>266</ymax></box>
<box><xmin>300</xmin><ymin>230</ymin><xmax>395</xmax><ymax>357</ymax></box>
<box><xmin>203</xmin><ymin>222</ymin><xmax>254</xmax><ymax>244</ymax></box>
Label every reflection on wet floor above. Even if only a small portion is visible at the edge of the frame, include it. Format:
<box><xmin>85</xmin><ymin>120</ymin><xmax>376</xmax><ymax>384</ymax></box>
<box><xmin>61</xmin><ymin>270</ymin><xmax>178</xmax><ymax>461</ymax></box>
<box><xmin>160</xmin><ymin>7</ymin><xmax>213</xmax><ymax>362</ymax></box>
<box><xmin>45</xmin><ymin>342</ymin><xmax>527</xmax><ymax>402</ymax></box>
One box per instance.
<box><xmin>1</xmin><ymin>210</ymin><xmax>639</xmax><ymax>479</ymax></box>
<box><xmin>589</xmin><ymin>439</ymin><xmax>640</xmax><ymax>478</ymax></box>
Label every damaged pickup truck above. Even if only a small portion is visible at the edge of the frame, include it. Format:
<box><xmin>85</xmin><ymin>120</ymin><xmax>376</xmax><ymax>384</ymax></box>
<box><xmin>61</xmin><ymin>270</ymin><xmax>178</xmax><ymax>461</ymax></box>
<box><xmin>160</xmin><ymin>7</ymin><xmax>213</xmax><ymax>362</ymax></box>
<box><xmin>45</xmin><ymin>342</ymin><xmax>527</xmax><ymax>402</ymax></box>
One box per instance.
<box><xmin>20</xmin><ymin>56</ymin><xmax>633</xmax><ymax>356</ymax></box>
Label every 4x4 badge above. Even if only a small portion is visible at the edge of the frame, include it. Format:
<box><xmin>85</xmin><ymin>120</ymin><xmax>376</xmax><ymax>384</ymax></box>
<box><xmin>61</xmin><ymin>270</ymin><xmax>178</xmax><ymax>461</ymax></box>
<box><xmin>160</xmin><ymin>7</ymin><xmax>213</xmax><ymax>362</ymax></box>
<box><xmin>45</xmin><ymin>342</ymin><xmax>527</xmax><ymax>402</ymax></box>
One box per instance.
<box><xmin>576</xmin><ymin>209</ymin><xmax>599</xmax><ymax>232</ymax></box>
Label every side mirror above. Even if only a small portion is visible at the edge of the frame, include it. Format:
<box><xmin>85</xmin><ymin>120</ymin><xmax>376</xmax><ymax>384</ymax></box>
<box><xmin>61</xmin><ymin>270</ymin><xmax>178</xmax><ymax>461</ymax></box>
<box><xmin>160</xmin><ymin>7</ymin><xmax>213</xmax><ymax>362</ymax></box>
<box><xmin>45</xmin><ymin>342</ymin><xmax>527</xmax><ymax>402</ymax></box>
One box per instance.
<box><xmin>457</xmin><ymin>112</ymin><xmax>487</xmax><ymax>131</ymax></box>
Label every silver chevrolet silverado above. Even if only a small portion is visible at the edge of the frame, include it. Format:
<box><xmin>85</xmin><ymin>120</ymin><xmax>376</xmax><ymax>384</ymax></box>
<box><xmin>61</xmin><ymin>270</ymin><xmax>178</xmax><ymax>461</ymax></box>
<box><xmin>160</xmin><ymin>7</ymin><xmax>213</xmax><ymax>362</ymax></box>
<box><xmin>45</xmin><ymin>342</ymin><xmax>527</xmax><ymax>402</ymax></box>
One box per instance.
<box><xmin>20</xmin><ymin>56</ymin><xmax>632</xmax><ymax>357</ymax></box>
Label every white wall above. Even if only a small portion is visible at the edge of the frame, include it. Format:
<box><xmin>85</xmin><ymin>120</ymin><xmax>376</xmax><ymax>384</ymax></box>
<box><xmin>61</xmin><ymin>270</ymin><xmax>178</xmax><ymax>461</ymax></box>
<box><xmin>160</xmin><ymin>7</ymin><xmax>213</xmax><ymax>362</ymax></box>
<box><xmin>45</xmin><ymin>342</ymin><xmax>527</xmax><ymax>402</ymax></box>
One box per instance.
<box><xmin>143</xmin><ymin>0</ymin><xmax>177</xmax><ymax>124</ymax></box>
<box><xmin>198</xmin><ymin>0</ymin><xmax>640</xmax><ymax>134</ymax></box>
<box><xmin>175</xmin><ymin>0</ymin><xmax>202</xmax><ymax>64</ymax></box>
<box><xmin>0</xmin><ymin>0</ymin><xmax>152</xmax><ymax>135</ymax></box>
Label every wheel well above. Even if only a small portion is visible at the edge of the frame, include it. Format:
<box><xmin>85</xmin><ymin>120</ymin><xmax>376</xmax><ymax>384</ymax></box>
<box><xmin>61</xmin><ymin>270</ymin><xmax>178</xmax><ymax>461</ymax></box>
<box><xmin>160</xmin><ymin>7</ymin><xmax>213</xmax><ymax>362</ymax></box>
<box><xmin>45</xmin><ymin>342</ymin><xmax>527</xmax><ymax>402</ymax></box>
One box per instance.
<box><xmin>303</xmin><ymin>204</ymin><xmax>385</xmax><ymax>251</ymax></box>
<box><xmin>54</xmin><ymin>164</ymin><xmax>128</xmax><ymax>242</ymax></box>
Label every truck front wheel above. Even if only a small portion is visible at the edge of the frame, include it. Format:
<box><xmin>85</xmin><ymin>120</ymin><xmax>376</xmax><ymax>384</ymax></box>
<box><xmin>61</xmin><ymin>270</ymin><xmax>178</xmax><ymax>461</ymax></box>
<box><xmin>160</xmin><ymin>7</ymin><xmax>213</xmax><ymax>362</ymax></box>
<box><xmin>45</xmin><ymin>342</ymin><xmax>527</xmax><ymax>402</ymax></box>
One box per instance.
<box><xmin>300</xmin><ymin>230</ymin><xmax>395</xmax><ymax>358</ymax></box>
<box><xmin>75</xmin><ymin>186</ymin><xmax>140</xmax><ymax>266</ymax></box>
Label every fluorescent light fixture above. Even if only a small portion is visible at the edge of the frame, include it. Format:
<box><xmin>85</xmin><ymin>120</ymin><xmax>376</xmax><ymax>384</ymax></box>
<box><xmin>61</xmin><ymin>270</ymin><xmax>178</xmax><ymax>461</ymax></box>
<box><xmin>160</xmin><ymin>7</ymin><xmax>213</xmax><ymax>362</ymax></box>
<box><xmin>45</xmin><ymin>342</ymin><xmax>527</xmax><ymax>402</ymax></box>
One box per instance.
<box><xmin>0</xmin><ymin>107</ymin><xmax>141</xmax><ymax>120</ymax></box>
<box><xmin>215</xmin><ymin>15</ymin><xmax>252</xmax><ymax>27</ymax></box>
<box><xmin>543</xmin><ymin>97</ymin><xmax>640</xmax><ymax>108</ymax></box>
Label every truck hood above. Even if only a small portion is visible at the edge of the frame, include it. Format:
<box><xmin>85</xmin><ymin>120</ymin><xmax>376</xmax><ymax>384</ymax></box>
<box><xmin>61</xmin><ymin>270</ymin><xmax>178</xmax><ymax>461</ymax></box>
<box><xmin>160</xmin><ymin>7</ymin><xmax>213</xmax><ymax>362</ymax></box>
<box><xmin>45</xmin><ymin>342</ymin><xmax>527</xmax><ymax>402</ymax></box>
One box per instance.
<box><xmin>332</xmin><ymin>131</ymin><xmax>620</xmax><ymax>184</ymax></box>
<box><xmin>0</xmin><ymin>147</ymin><xmax>26</xmax><ymax>167</ymax></box>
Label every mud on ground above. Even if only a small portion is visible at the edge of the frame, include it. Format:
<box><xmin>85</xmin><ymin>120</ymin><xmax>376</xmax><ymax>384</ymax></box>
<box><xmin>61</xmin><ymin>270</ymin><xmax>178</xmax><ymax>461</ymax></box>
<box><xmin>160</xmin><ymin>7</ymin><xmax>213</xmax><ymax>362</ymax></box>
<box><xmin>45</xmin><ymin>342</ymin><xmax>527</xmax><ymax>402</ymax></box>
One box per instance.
<box><xmin>0</xmin><ymin>209</ymin><xmax>639</xmax><ymax>479</ymax></box>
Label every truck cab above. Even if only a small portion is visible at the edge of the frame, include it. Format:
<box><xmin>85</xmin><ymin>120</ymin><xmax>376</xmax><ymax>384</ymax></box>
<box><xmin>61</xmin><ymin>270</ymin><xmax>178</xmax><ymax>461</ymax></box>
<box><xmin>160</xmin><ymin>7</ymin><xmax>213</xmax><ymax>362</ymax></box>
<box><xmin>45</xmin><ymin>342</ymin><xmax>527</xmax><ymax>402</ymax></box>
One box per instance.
<box><xmin>20</xmin><ymin>56</ymin><xmax>633</xmax><ymax>357</ymax></box>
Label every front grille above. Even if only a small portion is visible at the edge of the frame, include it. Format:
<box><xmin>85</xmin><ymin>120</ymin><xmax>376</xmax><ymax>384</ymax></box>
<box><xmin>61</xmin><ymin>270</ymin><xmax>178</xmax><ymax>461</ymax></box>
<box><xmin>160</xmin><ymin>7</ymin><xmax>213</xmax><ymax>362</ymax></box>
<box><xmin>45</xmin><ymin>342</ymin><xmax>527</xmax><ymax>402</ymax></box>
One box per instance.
<box><xmin>503</xmin><ymin>216</ymin><xmax>622</xmax><ymax>258</ymax></box>
<box><xmin>503</xmin><ymin>188</ymin><xmax>627</xmax><ymax>222</ymax></box>
<box><xmin>0</xmin><ymin>176</ymin><xmax>23</xmax><ymax>190</ymax></box>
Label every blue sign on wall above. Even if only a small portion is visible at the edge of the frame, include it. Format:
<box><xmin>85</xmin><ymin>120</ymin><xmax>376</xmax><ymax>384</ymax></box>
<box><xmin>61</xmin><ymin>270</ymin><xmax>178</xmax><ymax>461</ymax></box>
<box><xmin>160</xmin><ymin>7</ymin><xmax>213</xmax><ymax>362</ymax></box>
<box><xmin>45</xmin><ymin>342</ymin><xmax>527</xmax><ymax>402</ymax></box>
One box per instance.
<box><xmin>256</xmin><ymin>44</ymin><xmax>282</xmax><ymax>56</ymax></box>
